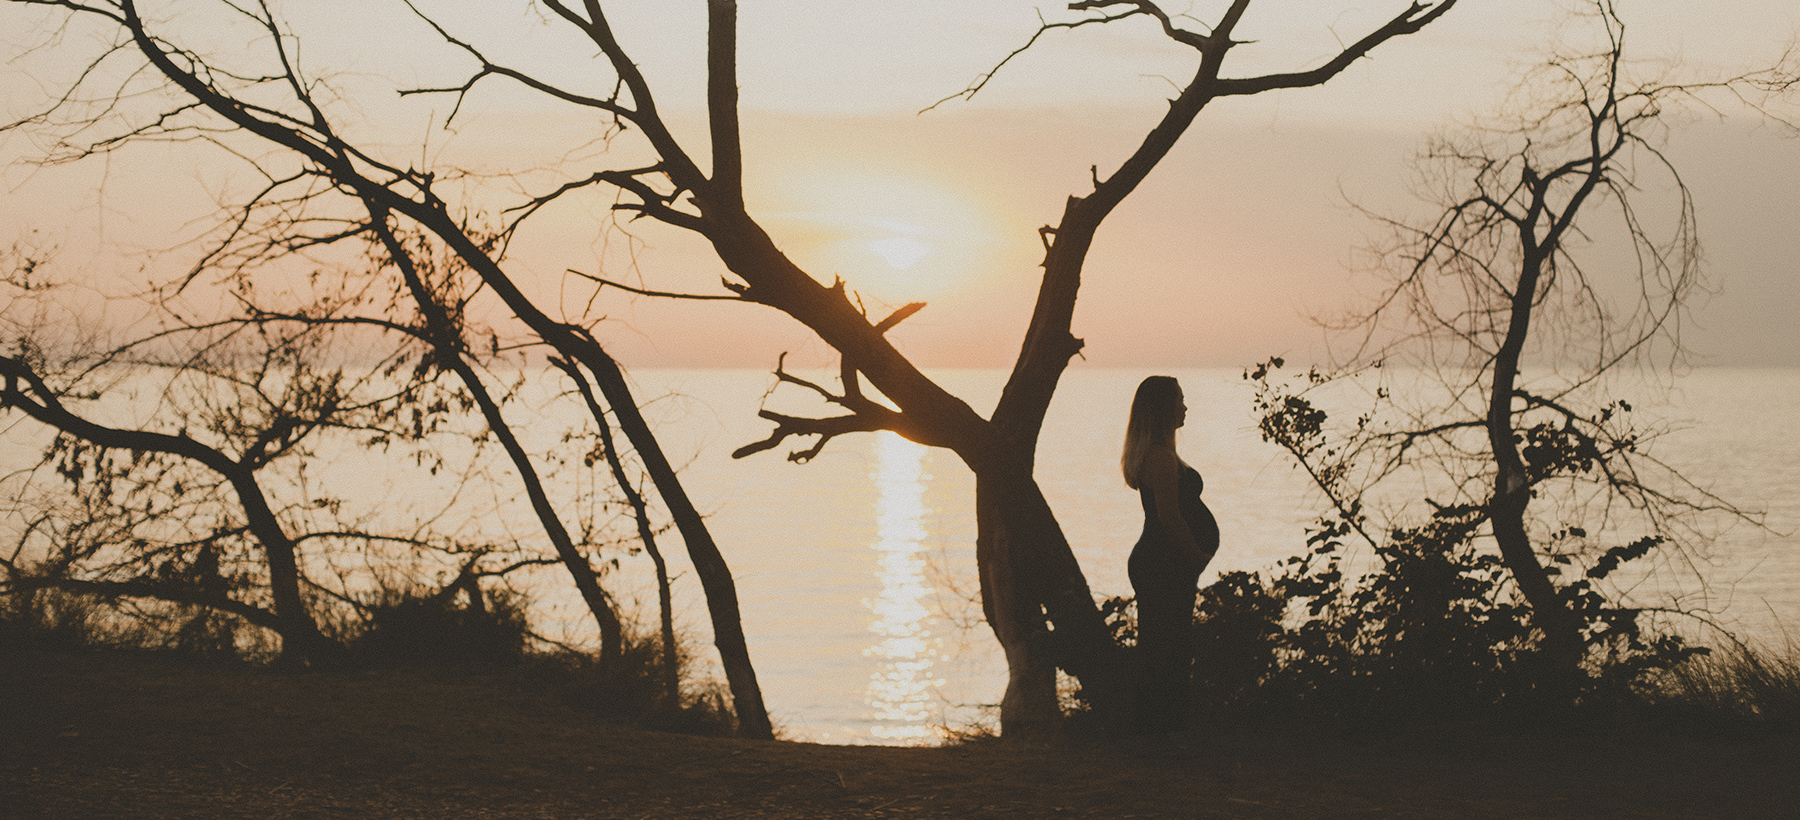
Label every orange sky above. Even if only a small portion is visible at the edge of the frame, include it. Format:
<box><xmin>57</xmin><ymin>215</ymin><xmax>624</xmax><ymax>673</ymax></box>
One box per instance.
<box><xmin>2</xmin><ymin>0</ymin><xmax>1795</xmax><ymax>368</ymax></box>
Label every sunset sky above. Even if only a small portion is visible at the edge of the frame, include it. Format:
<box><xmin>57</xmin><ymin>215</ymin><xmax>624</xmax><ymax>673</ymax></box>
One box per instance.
<box><xmin>3</xmin><ymin>0</ymin><xmax>1796</xmax><ymax>369</ymax></box>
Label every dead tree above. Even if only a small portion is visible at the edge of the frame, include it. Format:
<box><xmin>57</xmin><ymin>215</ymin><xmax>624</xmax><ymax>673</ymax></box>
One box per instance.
<box><xmin>572</xmin><ymin>0</ymin><xmax>1456</xmax><ymax>732</ymax></box>
<box><xmin>0</xmin><ymin>352</ymin><xmax>341</xmax><ymax>662</ymax></box>
<box><xmin>2</xmin><ymin>0</ymin><xmax>1455</xmax><ymax>734</ymax></box>
<box><xmin>2</xmin><ymin>0</ymin><xmax>773</xmax><ymax>736</ymax></box>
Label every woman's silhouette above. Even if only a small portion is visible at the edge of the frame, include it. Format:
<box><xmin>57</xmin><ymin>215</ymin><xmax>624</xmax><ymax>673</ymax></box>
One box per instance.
<box><xmin>1121</xmin><ymin>375</ymin><xmax>1219</xmax><ymax>733</ymax></box>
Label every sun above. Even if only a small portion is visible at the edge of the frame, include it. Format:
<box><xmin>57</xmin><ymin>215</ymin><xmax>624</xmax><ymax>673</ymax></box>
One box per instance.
<box><xmin>868</xmin><ymin>236</ymin><xmax>931</xmax><ymax>270</ymax></box>
<box><xmin>756</xmin><ymin>168</ymin><xmax>998</xmax><ymax>301</ymax></box>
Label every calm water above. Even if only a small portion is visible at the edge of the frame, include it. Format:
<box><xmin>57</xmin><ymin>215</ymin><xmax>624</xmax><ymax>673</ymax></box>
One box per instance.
<box><xmin>9</xmin><ymin>366</ymin><xmax>1791</xmax><ymax>745</ymax></box>
<box><xmin>517</xmin><ymin>367</ymin><xmax>1800</xmax><ymax>745</ymax></box>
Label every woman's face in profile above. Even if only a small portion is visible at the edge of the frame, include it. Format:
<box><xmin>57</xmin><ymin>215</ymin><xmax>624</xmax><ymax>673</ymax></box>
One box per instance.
<box><xmin>1174</xmin><ymin>389</ymin><xmax>1187</xmax><ymax>429</ymax></box>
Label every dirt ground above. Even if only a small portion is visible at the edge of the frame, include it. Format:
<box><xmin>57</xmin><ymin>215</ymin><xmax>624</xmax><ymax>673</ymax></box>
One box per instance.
<box><xmin>2</xmin><ymin>649</ymin><xmax>1795</xmax><ymax>819</ymax></box>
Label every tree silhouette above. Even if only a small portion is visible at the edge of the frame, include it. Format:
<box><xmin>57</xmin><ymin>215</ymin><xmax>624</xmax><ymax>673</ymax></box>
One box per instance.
<box><xmin>1253</xmin><ymin>0</ymin><xmax>1791</xmax><ymax>691</ymax></box>
<box><xmin>0</xmin><ymin>242</ymin><xmax>619</xmax><ymax>667</ymax></box>
<box><xmin>1</xmin><ymin>0</ymin><xmax>1457</xmax><ymax>733</ymax></box>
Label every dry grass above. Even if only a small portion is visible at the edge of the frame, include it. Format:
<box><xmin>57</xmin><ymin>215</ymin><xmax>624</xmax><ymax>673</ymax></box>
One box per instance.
<box><xmin>1634</xmin><ymin>642</ymin><xmax>1800</xmax><ymax>737</ymax></box>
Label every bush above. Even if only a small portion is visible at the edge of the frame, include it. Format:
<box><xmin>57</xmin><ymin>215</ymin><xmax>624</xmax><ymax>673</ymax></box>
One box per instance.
<box><xmin>0</xmin><ymin>587</ymin><xmax>188</xmax><ymax>653</ymax></box>
<box><xmin>0</xmin><ymin>587</ymin><xmax>111</xmax><ymax>650</ymax></box>
<box><xmin>1091</xmin><ymin>506</ymin><xmax>1752</xmax><ymax>739</ymax></box>
<box><xmin>349</xmin><ymin>587</ymin><xmax>530</xmax><ymax>668</ymax></box>
<box><xmin>518</xmin><ymin>642</ymin><xmax>739</xmax><ymax>736</ymax></box>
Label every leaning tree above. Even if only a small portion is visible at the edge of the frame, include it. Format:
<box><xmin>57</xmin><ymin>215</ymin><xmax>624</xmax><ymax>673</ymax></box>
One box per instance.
<box><xmin>1</xmin><ymin>0</ymin><xmax>1458</xmax><ymax>733</ymax></box>
<box><xmin>0</xmin><ymin>238</ymin><xmax>630</xmax><ymax>669</ymax></box>
<box><xmin>2</xmin><ymin>0</ymin><xmax>776</xmax><ymax>735</ymax></box>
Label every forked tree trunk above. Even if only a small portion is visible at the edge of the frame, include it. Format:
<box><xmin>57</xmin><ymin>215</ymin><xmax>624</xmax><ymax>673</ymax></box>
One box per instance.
<box><xmin>975</xmin><ymin>472</ymin><xmax>1059</xmax><ymax>735</ymax></box>
<box><xmin>977</xmin><ymin>465</ymin><xmax>1127</xmax><ymax>735</ymax></box>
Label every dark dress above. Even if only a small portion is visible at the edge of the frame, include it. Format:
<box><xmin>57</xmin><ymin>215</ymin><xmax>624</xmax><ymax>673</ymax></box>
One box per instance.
<box><xmin>1128</xmin><ymin>462</ymin><xmax>1219</xmax><ymax>732</ymax></box>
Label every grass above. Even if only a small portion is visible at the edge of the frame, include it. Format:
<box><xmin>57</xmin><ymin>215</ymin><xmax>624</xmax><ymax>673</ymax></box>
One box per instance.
<box><xmin>6</xmin><ymin>644</ymin><xmax>1800</xmax><ymax>819</ymax></box>
<box><xmin>1631</xmin><ymin>642</ymin><xmax>1800</xmax><ymax>739</ymax></box>
<box><xmin>4</xmin><ymin>590</ymin><xmax>1800</xmax><ymax>817</ymax></box>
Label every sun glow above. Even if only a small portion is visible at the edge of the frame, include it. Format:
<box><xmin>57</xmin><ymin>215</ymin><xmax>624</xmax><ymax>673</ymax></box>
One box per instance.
<box><xmin>758</xmin><ymin>168</ymin><xmax>998</xmax><ymax>301</ymax></box>
<box><xmin>867</xmin><ymin>236</ymin><xmax>931</xmax><ymax>270</ymax></box>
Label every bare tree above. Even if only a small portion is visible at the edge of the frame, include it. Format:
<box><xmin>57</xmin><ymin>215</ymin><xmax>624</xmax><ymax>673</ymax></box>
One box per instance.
<box><xmin>1254</xmin><ymin>0</ymin><xmax>1790</xmax><ymax>686</ymax></box>
<box><xmin>0</xmin><ymin>224</ymin><xmax>649</xmax><ymax>680</ymax></box>
<box><xmin>0</xmin><ymin>0</ymin><xmax>1456</xmax><ymax>733</ymax></box>
<box><xmin>0</xmin><ymin>334</ymin><xmax>359</xmax><ymax>664</ymax></box>
<box><xmin>1</xmin><ymin>0</ymin><xmax>774</xmax><ymax>736</ymax></box>
<box><xmin>0</xmin><ymin>227</ymin><xmax>673</xmax><ymax>674</ymax></box>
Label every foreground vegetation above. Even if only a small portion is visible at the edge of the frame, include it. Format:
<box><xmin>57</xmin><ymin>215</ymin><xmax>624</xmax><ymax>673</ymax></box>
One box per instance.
<box><xmin>6</xmin><ymin>567</ymin><xmax>1800</xmax><ymax>819</ymax></box>
<box><xmin>4</xmin><ymin>639</ymin><xmax>1797</xmax><ymax>820</ymax></box>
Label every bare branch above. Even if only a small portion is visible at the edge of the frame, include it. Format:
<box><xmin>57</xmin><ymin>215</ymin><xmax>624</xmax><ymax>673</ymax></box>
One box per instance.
<box><xmin>1215</xmin><ymin>2</ymin><xmax>1457</xmax><ymax>97</ymax></box>
<box><xmin>398</xmin><ymin>0</ymin><xmax>633</xmax><ymax>121</ymax></box>
<box><xmin>731</xmin><ymin>408</ymin><xmax>901</xmax><ymax>463</ymax></box>
<box><xmin>873</xmin><ymin>302</ymin><xmax>926</xmax><ymax>334</ymax></box>
<box><xmin>563</xmin><ymin>269</ymin><xmax>742</xmax><ymax>302</ymax></box>
<box><xmin>922</xmin><ymin>4</ymin><xmax>1148</xmax><ymax>113</ymax></box>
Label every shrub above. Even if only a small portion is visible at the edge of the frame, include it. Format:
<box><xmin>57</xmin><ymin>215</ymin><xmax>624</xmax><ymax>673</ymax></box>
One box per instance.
<box><xmin>1091</xmin><ymin>505</ymin><xmax>1741</xmax><ymax>738</ymax></box>
<box><xmin>520</xmin><ymin>641</ymin><xmax>738</xmax><ymax>736</ymax></box>
<box><xmin>349</xmin><ymin>587</ymin><xmax>530</xmax><ymax>668</ymax></box>
<box><xmin>0</xmin><ymin>587</ymin><xmax>110</xmax><ymax>650</ymax></box>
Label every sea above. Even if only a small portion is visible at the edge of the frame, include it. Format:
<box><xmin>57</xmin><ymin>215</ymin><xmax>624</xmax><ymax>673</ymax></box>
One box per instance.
<box><xmin>7</xmin><ymin>366</ymin><xmax>1794</xmax><ymax>746</ymax></box>
<box><xmin>522</xmin><ymin>367</ymin><xmax>1800</xmax><ymax>746</ymax></box>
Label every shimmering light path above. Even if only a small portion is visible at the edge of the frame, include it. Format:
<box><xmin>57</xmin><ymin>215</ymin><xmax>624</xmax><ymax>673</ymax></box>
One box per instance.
<box><xmin>863</xmin><ymin>433</ymin><xmax>947</xmax><ymax>742</ymax></box>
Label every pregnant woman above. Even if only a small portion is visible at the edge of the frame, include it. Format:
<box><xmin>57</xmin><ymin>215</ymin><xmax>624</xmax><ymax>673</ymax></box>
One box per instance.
<box><xmin>1121</xmin><ymin>375</ymin><xmax>1220</xmax><ymax>733</ymax></box>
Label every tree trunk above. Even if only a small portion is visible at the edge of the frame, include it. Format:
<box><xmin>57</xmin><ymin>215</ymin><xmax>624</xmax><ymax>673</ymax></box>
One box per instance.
<box><xmin>374</xmin><ymin>204</ymin><xmax>772</xmax><ymax>738</ymax></box>
<box><xmin>1487</xmin><ymin>251</ymin><xmax>1584</xmax><ymax>681</ymax></box>
<box><xmin>443</xmin><ymin>369</ymin><xmax>628</xmax><ymax>664</ymax></box>
<box><xmin>579</xmin><ymin>347</ymin><xmax>776</xmax><ymax>740</ymax></box>
<box><xmin>975</xmin><ymin>472</ymin><xmax>1059</xmax><ymax>736</ymax></box>
<box><xmin>556</xmin><ymin>358</ymin><xmax>682</xmax><ymax>704</ymax></box>
<box><xmin>371</xmin><ymin>210</ymin><xmax>626</xmax><ymax>665</ymax></box>
<box><xmin>225</xmin><ymin>469</ymin><xmax>339</xmax><ymax>665</ymax></box>
<box><xmin>975</xmin><ymin>457</ymin><xmax>1126</xmax><ymax>733</ymax></box>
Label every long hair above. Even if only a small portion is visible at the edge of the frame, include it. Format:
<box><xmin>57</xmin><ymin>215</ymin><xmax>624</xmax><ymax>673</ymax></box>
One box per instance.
<box><xmin>1122</xmin><ymin>375</ymin><xmax>1182</xmax><ymax>490</ymax></box>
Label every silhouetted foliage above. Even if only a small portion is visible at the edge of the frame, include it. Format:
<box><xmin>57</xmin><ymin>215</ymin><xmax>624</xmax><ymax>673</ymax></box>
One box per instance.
<box><xmin>1243</xmin><ymin>361</ymin><xmax>1719</xmax><ymax>716</ymax></box>
<box><xmin>1226</xmin><ymin>0</ymin><xmax>1789</xmax><ymax>714</ymax></box>
<box><xmin>1096</xmin><ymin>523</ymin><xmax>1718</xmax><ymax>737</ymax></box>
<box><xmin>0</xmin><ymin>587</ymin><xmax>118</xmax><ymax>651</ymax></box>
<box><xmin>349</xmin><ymin>587</ymin><xmax>531</xmax><ymax>669</ymax></box>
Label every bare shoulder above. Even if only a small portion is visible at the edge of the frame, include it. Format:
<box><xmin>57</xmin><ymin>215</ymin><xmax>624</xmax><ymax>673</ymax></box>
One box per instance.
<box><xmin>1142</xmin><ymin>444</ymin><xmax>1180</xmax><ymax>479</ymax></box>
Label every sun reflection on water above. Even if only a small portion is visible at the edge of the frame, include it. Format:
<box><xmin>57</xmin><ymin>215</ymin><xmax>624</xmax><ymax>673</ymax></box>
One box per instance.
<box><xmin>863</xmin><ymin>432</ymin><xmax>946</xmax><ymax>742</ymax></box>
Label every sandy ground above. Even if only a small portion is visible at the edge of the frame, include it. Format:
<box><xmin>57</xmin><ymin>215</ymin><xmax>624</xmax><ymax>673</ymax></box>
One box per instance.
<box><xmin>2</xmin><ymin>649</ymin><xmax>1796</xmax><ymax>819</ymax></box>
